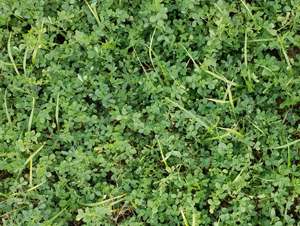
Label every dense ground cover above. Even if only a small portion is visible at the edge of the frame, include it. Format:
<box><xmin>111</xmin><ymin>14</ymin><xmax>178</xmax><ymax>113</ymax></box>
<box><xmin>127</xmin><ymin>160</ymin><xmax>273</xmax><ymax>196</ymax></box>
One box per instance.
<box><xmin>1</xmin><ymin>0</ymin><xmax>300</xmax><ymax>225</ymax></box>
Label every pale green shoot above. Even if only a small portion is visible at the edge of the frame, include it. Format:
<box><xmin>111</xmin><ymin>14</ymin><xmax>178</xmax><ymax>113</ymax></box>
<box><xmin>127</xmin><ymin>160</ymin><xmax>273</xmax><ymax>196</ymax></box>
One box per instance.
<box><xmin>8</xmin><ymin>32</ymin><xmax>20</xmax><ymax>76</ymax></box>
<box><xmin>287</xmin><ymin>139</ymin><xmax>290</xmax><ymax>169</ymax></box>
<box><xmin>42</xmin><ymin>206</ymin><xmax>69</xmax><ymax>226</ymax></box>
<box><xmin>191</xmin><ymin>203</ymin><xmax>196</xmax><ymax>226</ymax></box>
<box><xmin>84</xmin><ymin>0</ymin><xmax>108</xmax><ymax>38</ymax></box>
<box><xmin>246</xmin><ymin>38</ymin><xmax>276</xmax><ymax>42</ymax></box>
<box><xmin>278</xmin><ymin>35</ymin><xmax>293</xmax><ymax>77</ymax></box>
<box><xmin>233</xmin><ymin>164</ymin><xmax>248</xmax><ymax>183</ymax></box>
<box><xmin>178</xmin><ymin>43</ymin><xmax>242</xmax><ymax>87</ymax></box>
<box><xmin>23</xmin><ymin>46</ymin><xmax>29</xmax><ymax>75</ymax></box>
<box><xmin>200</xmin><ymin>93</ymin><xmax>239</xmax><ymax>104</ymax></box>
<box><xmin>213</xmin><ymin>3</ymin><xmax>237</xmax><ymax>44</ymax></box>
<box><xmin>24</xmin><ymin>143</ymin><xmax>46</xmax><ymax>166</ymax></box>
<box><xmin>220</xmin><ymin>127</ymin><xmax>245</xmax><ymax>139</ymax></box>
<box><xmin>56</xmin><ymin>94</ymin><xmax>60</xmax><ymax>132</ymax></box>
<box><xmin>203</xmin><ymin>132</ymin><xmax>231</xmax><ymax>142</ymax></box>
<box><xmin>0</xmin><ymin>181</ymin><xmax>46</xmax><ymax>197</ymax></box>
<box><xmin>238</xmin><ymin>61</ymin><xmax>254</xmax><ymax>92</ymax></box>
<box><xmin>0</xmin><ymin>15</ymin><xmax>10</xmax><ymax>24</ymax></box>
<box><xmin>133</xmin><ymin>47</ymin><xmax>152</xmax><ymax>82</ymax></box>
<box><xmin>246</xmin><ymin>118</ymin><xmax>266</xmax><ymax>137</ymax></box>
<box><xmin>244</xmin><ymin>30</ymin><xmax>248</xmax><ymax>69</ymax></box>
<box><xmin>258</xmin><ymin>64</ymin><xmax>278</xmax><ymax>83</ymax></box>
<box><xmin>180</xmin><ymin>204</ymin><xmax>189</xmax><ymax>226</ymax></box>
<box><xmin>79</xmin><ymin>193</ymin><xmax>127</xmax><ymax>207</ymax></box>
<box><xmin>158</xmin><ymin>139</ymin><xmax>168</xmax><ymax>168</ymax></box>
<box><xmin>28</xmin><ymin>97</ymin><xmax>35</xmax><ymax>133</ymax></box>
<box><xmin>204</xmin><ymin>70</ymin><xmax>242</xmax><ymax>87</ymax></box>
<box><xmin>223</xmin><ymin>87</ymin><xmax>229</xmax><ymax>102</ymax></box>
<box><xmin>165</xmin><ymin>97</ymin><xmax>209</xmax><ymax>129</ymax></box>
<box><xmin>240</xmin><ymin>0</ymin><xmax>258</xmax><ymax>30</ymax></box>
<box><xmin>99</xmin><ymin>41</ymin><xmax>116</xmax><ymax>50</ymax></box>
<box><xmin>205</xmin><ymin>120</ymin><xmax>219</xmax><ymax>135</ymax></box>
<box><xmin>32</xmin><ymin>20</ymin><xmax>45</xmax><ymax>65</ymax></box>
<box><xmin>30</xmin><ymin>155</ymin><xmax>33</xmax><ymax>187</ymax></box>
<box><xmin>263</xmin><ymin>139</ymin><xmax>300</xmax><ymax>149</ymax></box>
<box><xmin>227</xmin><ymin>83</ymin><xmax>237</xmax><ymax>121</ymax></box>
<box><xmin>4</xmin><ymin>89</ymin><xmax>13</xmax><ymax>129</ymax></box>
<box><xmin>143</xmin><ymin>28</ymin><xmax>169</xmax><ymax>84</ymax></box>
<box><xmin>16</xmin><ymin>143</ymin><xmax>45</xmax><ymax>185</ymax></box>
<box><xmin>223</xmin><ymin>27</ymin><xmax>237</xmax><ymax>44</ymax></box>
<box><xmin>84</xmin><ymin>0</ymin><xmax>101</xmax><ymax>28</ymax></box>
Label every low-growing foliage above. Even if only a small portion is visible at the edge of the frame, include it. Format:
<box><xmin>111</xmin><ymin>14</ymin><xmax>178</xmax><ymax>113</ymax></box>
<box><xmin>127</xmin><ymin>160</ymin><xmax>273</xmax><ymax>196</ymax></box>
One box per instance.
<box><xmin>1</xmin><ymin>0</ymin><xmax>300</xmax><ymax>225</ymax></box>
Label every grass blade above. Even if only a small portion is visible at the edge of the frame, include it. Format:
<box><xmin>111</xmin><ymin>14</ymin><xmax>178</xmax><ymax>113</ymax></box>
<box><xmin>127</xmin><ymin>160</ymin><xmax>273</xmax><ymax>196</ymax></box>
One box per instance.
<box><xmin>206</xmin><ymin>97</ymin><xmax>237</xmax><ymax>104</ymax></box>
<box><xmin>144</xmin><ymin>28</ymin><xmax>169</xmax><ymax>84</ymax></box>
<box><xmin>243</xmin><ymin>77</ymin><xmax>254</xmax><ymax>92</ymax></box>
<box><xmin>191</xmin><ymin>203</ymin><xmax>196</xmax><ymax>226</ymax></box>
<box><xmin>0</xmin><ymin>15</ymin><xmax>10</xmax><ymax>23</ymax></box>
<box><xmin>223</xmin><ymin>87</ymin><xmax>229</xmax><ymax>102</ymax></box>
<box><xmin>226</xmin><ymin>20</ymin><xmax>235</xmax><ymax>36</ymax></box>
<box><xmin>8</xmin><ymin>32</ymin><xmax>20</xmax><ymax>76</ymax></box>
<box><xmin>149</xmin><ymin>27</ymin><xmax>156</xmax><ymax>69</ymax></box>
<box><xmin>16</xmin><ymin>142</ymin><xmax>45</xmax><ymax>182</ymax></box>
<box><xmin>99</xmin><ymin>41</ymin><xmax>116</xmax><ymax>50</ymax></box>
<box><xmin>56</xmin><ymin>94</ymin><xmax>60</xmax><ymax>132</ymax></box>
<box><xmin>47</xmin><ymin>24</ymin><xmax>67</xmax><ymax>38</ymax></box>
<box><xmin>158</xmin><ymin>139</ymin><xmax>168</xmax><ymax>168</ymax></box>
<box><xmin>247</xmin><ymin>38</ymin><xmax>276</xmax><ymax>42</ymax></box>
<box><xmin>247</xmin><ymin>119</ymin><xmax>266</xmax><ymax>137</ymax></box>
<box><xmin>278</xmin><ymin>36</ymin><xmax>293</xmax><ymax>77</ymax></box>
<box><xmin>213</xmin><ymin>3</ymin><xmax>237</xmax><ymax>44</ymax></box>
<box><xmin>180</xmin><ymin>204</ymin><xmax>189</xmax><ymax>226</ymax></box>
<box><xmin>151</xmin><ymin>49</ymin><xmax>169</xmax><ymax>84</ymax></box>
<box><xmin>0</xmin><ymin>206</ymin><xmax>27</xmax><ymax>219</ymax></box>
<box><xmin>4</xmin><ymin>89</ymin><xmax>13</xmax><ymax>129</ymax></box>
<box><xmin>30</xmin><ymin>156</ymin><xmax>33</xmax><ymax>187</ymax></box>
<box><xmin>178</xmin><ymin>43</ymin><xmax>198</xmax><ymax>66</ymax></box>
<box><xmin>224</xmin><ymin>27</ymin><xmax>237</xmax><ymax>44</ymax></box>
<box><xmin>200</xmin><ymin>93</ymin><xmax>239</xmax><ymax>104</ymax></box>
<box><xmin>142</xmin><ymin>43</ymin><xmax>166</xmax><ymax>85</ymax></box>
<box><xmin>220</xmin><ymin>127</ymin><xmax>245</xmax><ymax>139</ymax></box>
<box><xmin>32</xmin><ymin>19</ymin><xmax>45</xmax><ymax>65</ymax></box>
<box><xmin>28</xmin><ymin>97</ymin><xmax>35</xmax><ymax>133</ymax></box>
<box><xmin>263</xmin><ymin>139</ymin><xmax>300</xmax><ymax>149</ymax></box>
<box><xmin>203</xmin><ymin>132</ymin><xmax>230</xmax><ymax>142</ymax></box>
<box><xmin>178</xmin><ymin>43</ymin><xmax>242</xmax><ymax>87</ymax></box>
<box><xmin>24</xmin><ymin>143</ymin><xmax>46</xmax><ymax>166</ymax></box>
<box><xmin>239</xmin><ymin>61</ymin><xmax>254</xmax><ymax>92</ymax></box>
<box><xmin>205</xmin><ymin>121</ymin><xmax>219</xmax><ymax>134</ymax></box>
<box><xmin>258</xmin><ymin>64</ymin><xmax>278</xmax><ymax>83</ymax></box>
<box><xmin>79</xmin><ymin>193</ymin><xmax>127</xmax><ymax>207</ymax></box>
<box><xmin>23</xmin><ymin>46</ymin><xmax>29</xmax><ymax>75</ymax></box>
<box><xmin>204</xmin><ymin>70</ymin><xmax>243</xmax><ymax>87</ymax></box>
<box><xmin>27</xmin><ymin>180</ymin><xmax>47</xmax><ymax>193</ymax></box>
<box><xmin>109</xmin><ymin>197</ymin><xmax>126</xmax><ymax>206</ymax></box>
<box><xmin>287</xmin><ymin>139</ymin><xmax>290</xmax><ymax>169</ymax></box>
<box><xmin>84</xmin><ymin>0</ymin><xmax>107</xmax><ymax>38</ymax></box>
<box><xmin>32</xmin><ymin>47</ymin><xmax>38</xmax><ymax>65</ymax></box>
<box><xmin>244</xmin><ymin>30</ymin><xmax>248</xmax><ymax>69</ymax></box>
<box><xmin>165</xmin><ymin>97</ymin><xmax>209</xmax><ymax>129</ymax></box>
<box><xmin>84</xmin><ymin>0</ymin><xmax>101</xmax><ymax>27</ymax></box>
<box><xmin>1</xmin><ymin>181</ymin><xmax>46</xmax><ymax>197</ymax></box>
<box><xmin>233</xmin><ymin>164</ymin><xmax>247</xmax><ymax>183</ymax></box>
<box><xmin>240</xmin><ymin>0</ymin><xmax>258</xmax><ymax>30</ymax></box>
<box><xmin>133</xmin><ymin>47</ymin><xmax>152</xmax><ymax>83</ymax></box>
<box><xmin>42</xmin><ymin>206</ymin><xmax>69</xmax><ymax>226</ymax></box>
<box><xmin>227</xmin><ymin>84</ymin><xmax>237</xmax><ymax>121</ymax></box>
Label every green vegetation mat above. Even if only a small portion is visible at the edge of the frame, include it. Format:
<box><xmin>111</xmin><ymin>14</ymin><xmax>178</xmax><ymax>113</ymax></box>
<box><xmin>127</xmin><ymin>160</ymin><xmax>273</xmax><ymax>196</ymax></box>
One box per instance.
<box><xmin>1</xmin><ymin>0</ymin><xmax>300</xmax><ymax>225</ymax></box>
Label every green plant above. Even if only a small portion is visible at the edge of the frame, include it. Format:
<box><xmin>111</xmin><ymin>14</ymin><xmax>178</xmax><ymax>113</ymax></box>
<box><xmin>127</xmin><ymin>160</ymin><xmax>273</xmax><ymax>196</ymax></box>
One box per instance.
<box><xmin>1</xmin><ymin>0</ymin><xmax>300</xmax><ymax>225</ymax></box>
